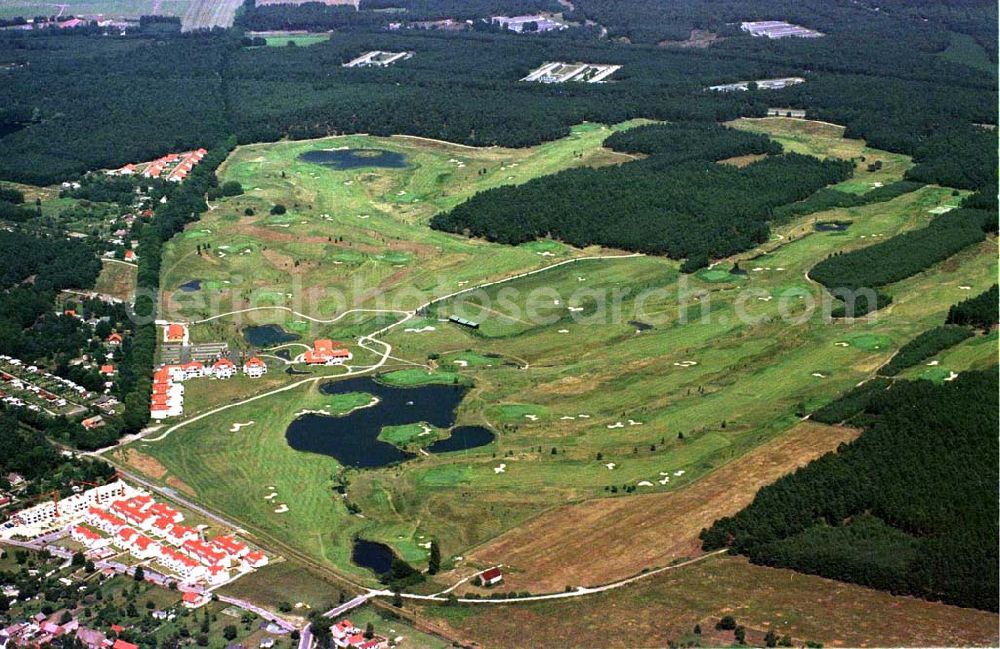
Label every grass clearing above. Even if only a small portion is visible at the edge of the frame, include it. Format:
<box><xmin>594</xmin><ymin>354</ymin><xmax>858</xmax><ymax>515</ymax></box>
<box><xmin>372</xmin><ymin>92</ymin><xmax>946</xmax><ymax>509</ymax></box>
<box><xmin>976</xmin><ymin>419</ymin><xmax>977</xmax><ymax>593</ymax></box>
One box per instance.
<box><xmin>264</xmin><ymin>34</ymin><xmax>331</xmax><ymax>47</ymax></box>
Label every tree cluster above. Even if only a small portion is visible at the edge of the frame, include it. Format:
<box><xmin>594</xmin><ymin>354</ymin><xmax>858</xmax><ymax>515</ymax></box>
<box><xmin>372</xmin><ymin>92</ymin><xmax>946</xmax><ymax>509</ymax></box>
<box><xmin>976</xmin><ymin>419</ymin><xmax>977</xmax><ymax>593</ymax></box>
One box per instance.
<box><xmin>432</xmin><ymin>133</ymin><xmax>851</xmax><ymax>267</ymax></box>
<box><xmin>946</xmin><ymin>284</ymin><xmax>998</xmax><ymax>330</ymax></box>
<box><xmin>809</xmin><ymin>208</ymin><xmax>993</xmax><ymax>316</ymax></box>
<box><xmin>701</xmin><ymin>369</ymin><xmax>999</xmax><ymax>611</ymax></box>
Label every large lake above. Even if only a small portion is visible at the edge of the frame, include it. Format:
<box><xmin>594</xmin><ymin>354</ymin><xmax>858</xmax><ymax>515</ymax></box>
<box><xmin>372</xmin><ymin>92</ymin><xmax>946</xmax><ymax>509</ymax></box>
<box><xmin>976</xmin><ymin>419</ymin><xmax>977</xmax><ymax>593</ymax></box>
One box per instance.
<box><xmin>284</xmin><ymin>376</ymin><xmax>494</xmax><ymax>468</ymax></box>
<box><xmin>298</xmin><ymin>148</ymin><xmax>408</xmax><ymax>170</ymax></box>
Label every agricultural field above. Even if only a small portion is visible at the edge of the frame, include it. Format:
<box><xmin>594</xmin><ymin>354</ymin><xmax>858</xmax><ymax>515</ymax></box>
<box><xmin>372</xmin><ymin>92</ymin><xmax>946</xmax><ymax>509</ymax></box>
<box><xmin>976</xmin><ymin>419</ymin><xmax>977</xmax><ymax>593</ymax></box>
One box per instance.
<box><xmin>181</xmin><ymin>0</ymin><xmax>240</xmax><ymax>30</ymax></box>
<box><xmin>0</xmin><ymin>0</ymin><xmax>189</xmax><ymax>19</ymax></box>
<box><xmin>120</xmin><ymin>115</ymin><xmax>998</xmax><ymax>628</ymax></box>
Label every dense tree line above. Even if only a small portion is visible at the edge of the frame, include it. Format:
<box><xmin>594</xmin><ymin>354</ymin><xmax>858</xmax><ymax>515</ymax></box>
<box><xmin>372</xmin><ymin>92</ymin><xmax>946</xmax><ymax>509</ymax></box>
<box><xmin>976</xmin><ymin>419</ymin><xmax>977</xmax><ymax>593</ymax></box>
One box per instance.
<box><xmin>877</xmin><ymin>325</ymin><xmax>973</xmax><ymax>377</ymax></box>
<box><xmin>432</xmin><ymin>147</ymin><xmax>851</xmax><ymax>267</ymax></box>
<box><xmin>0</xmin><ymin>6</ymin><xmax>993</xmax><ymax>192</ymax></box>
<box><xmin>0</xmin><ymin>33</ymin><xmax>231</xmax><ymax>184</ymax></box>
<box><xmin>809</xmin><ymin>208</ymin><xmax>993</xmax><ymax>316</ymax></box>
<box><xmin>701</xmin><ymin>369</ymin><xmax>999</xmax><ymax>611</ymax></box>
<box><xmin>0</xmin><ymin>230</ymin><xmax>100</xmax><ymax>292</ymax></box>
<box><xmin>947</xmin><ymin>284</ymin><xmax>998</xmax><ymax>330</ymax></box>
<box><xmin>772</xmin><ymin>180</ymin><xmax>924</xmax><ymax>222</ymax></box>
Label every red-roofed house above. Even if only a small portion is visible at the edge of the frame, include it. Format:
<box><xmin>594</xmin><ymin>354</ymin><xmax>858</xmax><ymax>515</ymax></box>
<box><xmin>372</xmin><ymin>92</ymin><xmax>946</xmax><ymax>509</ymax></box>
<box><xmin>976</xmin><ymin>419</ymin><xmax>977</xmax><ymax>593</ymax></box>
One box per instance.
<box><xmin>123</xmin><ymin>250</ymin><xmax>137</xmax><ymax>263</ymax></box>
<box><xmin>81</xmin><ymin>415</ymin><xmax>105</xmax><ymax>430</ymax></box>
<box><xmin>129</xmin><ymin>534</ymin><xmax>160</xmax><ymax>559</ymax></box>
<box><xmin>106</xmin><ymin>332</ymin><xmax>123</xmax><ymax>345</ymax></box>
<box><xmin>181</xmin><ymin>591</ymin><xmax>208</xmax><ymax>609</ymax></box>
<box><xmin>211</xmin><ymin>535</ymin><xmax>248</xmax><ymax>558</ymax></box>
<box><xmin>241</xmin><ymin>550</ymin><xmax>268</xmax><ymax>569</ymax></box>
<box><xmin>182</xmin><ymin>539</ymin><xmax>230</xmax><ymax>567</ymax></box>
<box><xmin>242</xmin><ymin>357</ymin><xmax>267</xmax><ymax>378</ymax></box>
<box><xmin>480</xmin><ymin>566</ymin><xmax>503</xmax><ymax>586</ymax></box>
<box><xmin>303</xmin><ymin>339</ymin><xmax>352</xmax><ymax>365</ymax></box>
<box><xmin>85</xmin><ymin>507</ymin><xmax>128</xmax><ymax>534</ymax></box>
<box><xmin>332</xmin><ymin>620</ymin><xmax>358</xmax><ymax>641</ymax></box>
<box><xmin>206</xmin><ymin>563</ymin><xmax>229</xmax><ymax>585</ymax></box>
<box><xmin>157</xmin><ymin>547</ymin><xmax>205</xmax><ymax>580</ymax></box>
<box><xmin>113</xmin><ymin>639</ymin><xmax>139</xmax><ymax>649</ymax></box>
<box><xmin>113</xmin><ymin>526</ymin><xmax>138</xmax><ymax>550</ymax></box>
<box><xmin>180</xmin><ymin>361</ymin><xmax>205</xmax><ymax>380</ymax></box>
<box><xmin>165</xmin><ymin>323</ymin><xmax>187</xmax><ymax>343</ymax></box>
<box><xmin>211</xmin><ymin>358</ymin><xmax>236</xmax><ymax>380</ymax></box>
<box><xmin>71</xmin><ymin>525</ymin><xmax>110</xmax><ymax>549</ymax></box>
<box><xmin>148</xmin><ymin>501</ymin><xmax>183</xmax><ymax>523</ymax></box>
<box><xmin>100</xmin><ymin>365</ymin><xmax>115</xmax><ymax>376</ymax></box>
<box><xmin>166</xmin><ymin>524</ymin><xmax>198</xmax><ymax>546</ymax></box>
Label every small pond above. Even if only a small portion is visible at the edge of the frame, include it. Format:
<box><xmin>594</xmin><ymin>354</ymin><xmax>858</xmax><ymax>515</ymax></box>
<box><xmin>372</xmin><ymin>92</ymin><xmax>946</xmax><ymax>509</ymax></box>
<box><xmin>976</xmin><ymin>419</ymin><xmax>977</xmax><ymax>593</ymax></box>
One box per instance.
<box><xmin>425</xmin><ymin>425</ymin><xmax>495</xmax><ymax>454</ymax></box>
<box><xmin>285</xmin><ymin>376</ymin><xmax>493</xmax><ymax>468</ymax></box>
<box><xmin>299</xmin><ymin>148</ymin><xmax>408</xmax><ymax>170</ymax></box>
<box><xmin>178</xmin><ymin>279</ymin><xmax>202</xmax><ymax>292</ymax></box>
<box><xmin>816</xmin><ymin>220</ymin><xmax>852</xmax><ymax>232</ymax></box>
<box><xmin>243</xmin><ymin>324</ymin><xmax>301</xmax><ymax>347</ymax></box>
<box><xmin>352</xmin><ymin>538</ymin><xmax>396</xmax><ymax>576</ymax></box>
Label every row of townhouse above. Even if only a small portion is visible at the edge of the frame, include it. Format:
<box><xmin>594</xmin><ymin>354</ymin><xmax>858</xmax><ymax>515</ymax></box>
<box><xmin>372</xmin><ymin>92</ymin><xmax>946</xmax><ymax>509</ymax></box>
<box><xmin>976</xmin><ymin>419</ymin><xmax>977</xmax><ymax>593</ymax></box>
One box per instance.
<box><xmin>4</xmin><ymin>481</ymin><xmax>135</xmax><ymax>534</ymax></box>
<box><xmin>120</xmin><ymin>148</ymin><xmax>207</xmax><ymax>181</ymax></box>
<box><xmin>150</xmin><ymin>356</ymin><xmax>268</xmax><ymax>419</ymax></box>
<box><xmin>83</xmin><ymin>494</ymin><xmax>267</xmax><ymax>584</ymax></box>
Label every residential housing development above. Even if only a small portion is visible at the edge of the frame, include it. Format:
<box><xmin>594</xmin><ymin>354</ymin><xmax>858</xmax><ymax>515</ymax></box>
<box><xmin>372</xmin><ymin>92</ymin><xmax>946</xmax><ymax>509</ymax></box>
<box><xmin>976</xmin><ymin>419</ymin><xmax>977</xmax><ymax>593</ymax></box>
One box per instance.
<box><xmin>106</xmin><ymin>149</ymin><xmax>208</xmax><ymax>182</ymax></box>
<box><xmin>150</xmin><ymin>356</ymin><xmax>266</xmax><ymax>418</ymax></box>
<box><xmin>4</xmin><ymin>481</ymin><xmax>267</xmax><ymax>589</ymax></box>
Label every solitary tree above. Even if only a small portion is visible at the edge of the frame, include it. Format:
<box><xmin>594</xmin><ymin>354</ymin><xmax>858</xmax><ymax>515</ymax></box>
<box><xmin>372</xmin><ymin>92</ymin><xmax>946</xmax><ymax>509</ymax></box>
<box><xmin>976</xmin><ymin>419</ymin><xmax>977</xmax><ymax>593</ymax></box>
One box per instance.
<box><xmin>133</xmin><ymin>566</ymin><xmax>144</xmax><ymax>582</ymax></box>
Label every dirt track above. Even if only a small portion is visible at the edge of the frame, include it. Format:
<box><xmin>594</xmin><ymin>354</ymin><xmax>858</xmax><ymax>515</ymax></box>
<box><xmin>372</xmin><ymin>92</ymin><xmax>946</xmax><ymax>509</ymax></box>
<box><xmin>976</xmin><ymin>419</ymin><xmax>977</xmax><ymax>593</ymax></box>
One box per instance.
<box><xmin>465</xmin><ymin>421</ymin><xmax>859</xmax><ymax>593</ymax></box>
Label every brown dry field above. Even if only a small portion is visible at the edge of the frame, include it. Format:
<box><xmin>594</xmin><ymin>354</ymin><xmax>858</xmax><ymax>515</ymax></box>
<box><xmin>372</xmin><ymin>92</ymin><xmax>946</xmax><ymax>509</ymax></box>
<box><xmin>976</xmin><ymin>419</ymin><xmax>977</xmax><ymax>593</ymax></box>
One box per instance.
<box><xmin>462</xmin><ymin>421</ymin><xmax>859</xmax><ymax>593</ymax></box>
<box><xmin>94</xmin><ymin>259</ymin><xmax>137</xmax><ymax>302</ymax></box>
<box><xmin>421</xmin><ymin>554</ymin><xmax>1000</xmax><ymax>648</ymax></box>
<box><xmin>718</xmin><ymin>153</ymin><xmax>769</xmax><ymax>167</ymax></box>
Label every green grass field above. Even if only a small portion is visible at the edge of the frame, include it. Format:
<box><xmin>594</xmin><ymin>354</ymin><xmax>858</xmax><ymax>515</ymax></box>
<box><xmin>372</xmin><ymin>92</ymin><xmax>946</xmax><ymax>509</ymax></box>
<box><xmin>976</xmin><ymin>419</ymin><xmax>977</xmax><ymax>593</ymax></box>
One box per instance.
<box><xmin>264</xmin><ymin>34</ymin><xmax>330</xmax><ymax>47</ymax></box>
<box><xmin>130</xmin><ymin>119</ymin><xmax>997</xmax><ymax>593</ymax></box>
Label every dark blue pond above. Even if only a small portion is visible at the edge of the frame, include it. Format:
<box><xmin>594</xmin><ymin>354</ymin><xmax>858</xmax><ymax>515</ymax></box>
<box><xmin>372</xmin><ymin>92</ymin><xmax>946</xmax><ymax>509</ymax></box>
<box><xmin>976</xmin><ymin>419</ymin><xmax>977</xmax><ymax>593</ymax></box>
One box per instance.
<box><xmin>178</xmin><ymin>279</ymin><xmax>202</xmax><ymax>292</ymax></box>
<box><xmin>243</xmin><ymin>324</ymin><xmax>301</xmax><ymax>347</ymax></box>
<box><xmin>352</xmin><ymin>539</ymin><xmax>396</xmax><ymax>576</ymax></box>
<box><xmin>285</xmin><ymin>376</ymin><xmax>493</xmax><ymax>468</ymax></box>
<box><xmin>299</xmin><ymin>148</ymin><xmax>408</xmax><ymax>170</ymax></box>
<box><xmin>426</xmin><ymin>425</ymin><xmax>495</xmax><ymax>454</ymax></box>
